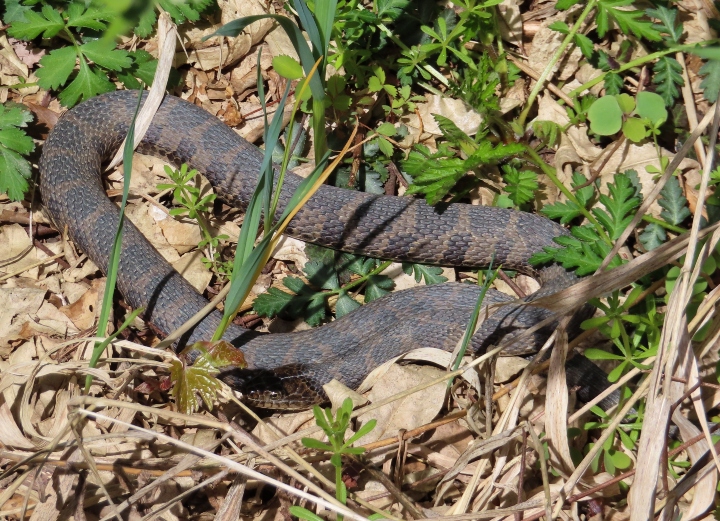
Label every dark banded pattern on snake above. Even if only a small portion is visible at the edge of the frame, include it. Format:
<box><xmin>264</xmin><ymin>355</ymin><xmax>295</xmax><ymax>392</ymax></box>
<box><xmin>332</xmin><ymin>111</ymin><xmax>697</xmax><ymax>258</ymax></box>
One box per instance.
<box><xmin>39</xmin><ymin>90</ymin><xmax>597</xmax><ymax>409</ymax></box>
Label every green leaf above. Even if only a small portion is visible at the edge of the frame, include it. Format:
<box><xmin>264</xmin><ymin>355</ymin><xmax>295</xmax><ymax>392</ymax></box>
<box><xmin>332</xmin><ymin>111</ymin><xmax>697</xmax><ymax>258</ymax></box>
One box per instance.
<box><xmin>66</xmin><ymin>3</ymin><xmax>110</xmax><ymax>31</ymax></box>
<box><xmin>335</xmin><ymin>291</ymin><xmax>361</xmax><ymax>318</ymax></box>
<box><xmin>304</xmin><ymin>258</ymin><xmax>340</xmax><ymax>290</ymax></box>
<box><xmin>556</xmin><ymin>0</ymin><xmax>582</xmax><ymax>9</ymax></box>
<box><xmin>403</xmin><ymin>144</ymin><xmax>467</xmax><ymax>205</ymax></box>
<box><xmin>80</xmin><ymin>39</ymin><xmax>132</xmax><ymax>71</ymax></box>
<box><xmin>604</xmin><ymin>72</ymin><xmax>623</xmax><ymax>95</ymax></box>
<box><xmin>652</xmin><ymin>57</ymin><xmax>683</xmax><ymax>107</ymax></box>
<box><xmin>699</xmin><ymin>59</ymin><xmax>720</xmax><ymax>102</ymax></box>
<box><xmin>0</xmin><ymin>146</ymin><xmax>31</xmax><ymax>201</ymax></box>
<box><xmin>684</xmin><ymin>46</ymin><xmax>720</xmax><ymax>61</ymax></box>
<box><xmin>0</xmin><ymin>128</ymin><xmax>35</xmax><ymax>154</ymax></box>
<box><xmin>159</xmin><ymin>0</ymin><xmax>214</xmax><ymax>24</ymax></box>
<box><xmin>376</xmin><ymin>122</ymin><xmax>396</xmax><ymax>136</ymax></box>
<box><xmin>588</xmin><ymin>96</ymin><xmax>622</xmax><ymax>135</ymax></box>
<box><xmin>376</xmin><ymin>0</ymin><xmax>410</xmax><ymax>19</ymax></box>
<box><xmin>635</xmin><ymin>91</ymin><xmax>668</xmax><ymax>125</ymax></box>
<box><xmin>615</xmin><ymin>93</ymin><xmax>635</xmax><ymax>114</ymax></box>
<box><xmin>609</xmin><ymin>448</ymin><xmax>632</xmax><ymax>470</ymax></box>
<box><xmin>596</xmin><ymin>0</ymin><xmax>662</xmax><ymax>41</ymax></box>
<box><xmin>368</xmin><ymin>75</ymin><xmax>384</xmax><ymax>92</ymax></box>
<box><xmin>540</xmin><ymin>172</ymin><xmax>594</xmax><ymax>223</ymax></box>
<box><xmin>639</xmin><ymin>222</ymin><xmax>666</xmax><ymax>251</ymax></box>
<box><xmin>402</xmin><ymin>263</ymin><xmax>448</xmax><ymax>285</ymax></box>
<box><xmin>7</xmin><ymin>5</ymin><xmax>65</xmax><ymax>39</ymax></box>
<box><xmin>301</xmin><ymin>437</ymin><xmax>334</xmax><ymax>451</ymax></box>
<box><xmin>376</xmin><ymin>136</ymin><xmax>393</xmax><ymax>156</ymax></box>
<box><xmin>346</xmin><ymin>419</ymin><xmax>376</xmax><ymax>445</ymax></box>
<box><xmin>36</xmin><ymin>46</ymin><xmax>78</xmax><ymax>91</ymax></box>
<box><xmin>658</xmin><ymin>176</ymin><xmax>690</xmax><ymax>225</ymax></box>
<box><xmin>58</xmin><ymin>60</ymin><xmax>116</xmax><ymax>107</ymax></box>
<box><xmin>273</xmin><ymin>54</ymin><xmax>304</xmax><ymax>80</ymax></box>
<box><xmin>364</xmin><ymin>274</ymin><xmax>395</xmax><ymax>302</ymax></box>
<box><xmin>592</xmin><ymin>172</ymin><xmax>641</xmax><ymax>240</ymax></box>
<box><xmin>0</xmin><ymin>104</ymin><xmax>33</xmax><ymax>129</ymax></box>
<box><xmin>622</xmin><ymin>117</ymin><xmax>646</xmax><ymax>143</ymax></box>
<box><xmin>288</xmin><ymin>506</ymin><xmax>324</xmax><ymax>521</ymax></box>
<box><xmin>548</xmin><ymin>21</ymin><xmax>570</xmax><ymax>34</ymax></box>
<box><xmin>117</xmin><ymin>49</ymin><xmax>172</xmax><ymax>90</ymax></box>
<box><xmin>574</xmin><ymin>33</ymin><xmax>594</xmax><ymax>59</ymax></box>
<box><xmin>502</xmin><ymin>165</ymin><xmax>538</xmax><ymax>206</ymax></box>
<box><xmin>433</xmin><ymin>114</ymin><xmax>476</xmax><ymax>156</ymax></box>
<box><xmin>584</xmin><ymin>348</ymin><xmax>624</xmax><ymax>360</ymax></box>
<box><xmin>253</xmin><ymin>281</ymin><xmax>329</xmax><ymax>327</ymax></box>
<box><xmin>536</xmin><ymin>237</ymin><xmax>610</xmax><ymax>276</ymax></box>
<box><xmin>646</xmin><ymin>6</ymin><xmax>683</xmax><ymax>43</ymax></box>
<box><xmin>533</xmin><ymin>173</ymin><xmax>636</xmax><ymax>275</ymax></box>
<box><xmin>4</xmin><ymin>0</ymin><xmax>32</xmax><ymax>24</ymax></box>
<box><xmin>0</xmin><ymin>104</ymin><xmax>34</xmax><ymax>201</ymax></box>
<box><xmin>532</xmin><ymin>120</ymin><xmax>561</xmax><ymax>147</ymax></box>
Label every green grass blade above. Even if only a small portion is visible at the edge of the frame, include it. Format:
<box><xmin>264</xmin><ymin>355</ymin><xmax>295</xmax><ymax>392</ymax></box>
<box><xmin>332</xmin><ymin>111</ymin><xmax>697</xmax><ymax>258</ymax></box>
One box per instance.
<box><xmin>307</xmin><ymin>0</ymin><xmax>338</xmax><ymax>59</ymax></box>
<box><xmin>218</xmin><ymin>117</ymin><xmax>357</xmax><ymax>333</ymax></box>
<box><xmin>228</xmin><ymin>65</ymin><xmax>293</xmax><ymax>273</ymax></box>
<box><xmin>449</xmin><ymin>258</ymin><xmax>500</xmax><ymax>377</ymax></box>
<box><xmin>291</xmin><ymin>0</ymin><xmax>324</xmax><ymax>62</ymax></box>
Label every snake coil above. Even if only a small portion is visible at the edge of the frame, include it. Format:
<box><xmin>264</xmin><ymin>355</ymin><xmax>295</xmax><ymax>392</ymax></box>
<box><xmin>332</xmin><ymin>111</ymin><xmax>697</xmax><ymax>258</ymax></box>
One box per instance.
<box><xmin>40</xmin><ymin>90</ymin><xmax>602</xmax><ymax>409</ymax></box>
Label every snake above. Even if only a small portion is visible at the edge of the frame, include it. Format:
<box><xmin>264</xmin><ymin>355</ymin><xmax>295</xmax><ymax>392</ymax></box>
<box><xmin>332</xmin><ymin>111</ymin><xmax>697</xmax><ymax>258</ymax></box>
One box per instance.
<box><xmin>39</xmin><ymin>90</ymin><xmax>605</xmax><ymax>410</ymax></box>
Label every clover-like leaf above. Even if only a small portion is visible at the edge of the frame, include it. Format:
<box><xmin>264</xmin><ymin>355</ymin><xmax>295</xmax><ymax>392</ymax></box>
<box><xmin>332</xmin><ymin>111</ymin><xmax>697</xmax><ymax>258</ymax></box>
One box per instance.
<box><xmin>635</xmin><ymin>91</ymin><xmax>667</xmax><ymax>126</ymax></box>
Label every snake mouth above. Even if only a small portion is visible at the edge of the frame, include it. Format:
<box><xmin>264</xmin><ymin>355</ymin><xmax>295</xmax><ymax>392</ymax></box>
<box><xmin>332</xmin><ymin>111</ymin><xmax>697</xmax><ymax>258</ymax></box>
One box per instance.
<box><xmin>218</xmin><ymin>364</ymin><xmax>327</xmax><ymax>410</ymax></box>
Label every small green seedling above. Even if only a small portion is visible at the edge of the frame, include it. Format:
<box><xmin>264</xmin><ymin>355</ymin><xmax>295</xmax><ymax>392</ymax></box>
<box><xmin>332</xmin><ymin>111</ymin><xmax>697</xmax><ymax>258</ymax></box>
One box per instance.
<box><xmin>158</xmin><ymin>164</ymin><xmax>232</xmax><ymax>276</ymax></box>
<box><xmin>290</xmin><ymin>398</ymin><xmax>376</xmax><ymax>521</ymax></box>
<box><xmin>587</xmin><ymin>91</ymin><xmax>668</xmax><ymax>142</ymax></box>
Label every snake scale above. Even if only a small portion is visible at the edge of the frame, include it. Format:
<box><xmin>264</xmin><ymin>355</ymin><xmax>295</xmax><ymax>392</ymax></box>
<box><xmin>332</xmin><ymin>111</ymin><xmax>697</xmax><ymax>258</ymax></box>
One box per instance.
<box><xmin>40</xmin><ymin>90</ymin><xmax>607</xmax><ymax>409</ymax></box>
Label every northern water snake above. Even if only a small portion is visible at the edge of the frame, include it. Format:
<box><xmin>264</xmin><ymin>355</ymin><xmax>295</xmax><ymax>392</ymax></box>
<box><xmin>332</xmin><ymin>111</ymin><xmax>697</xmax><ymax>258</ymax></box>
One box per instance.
<box><xmin>40</xmin><ymin>90</ymin><xmax>601</xmax><ymax>409</ymax></box>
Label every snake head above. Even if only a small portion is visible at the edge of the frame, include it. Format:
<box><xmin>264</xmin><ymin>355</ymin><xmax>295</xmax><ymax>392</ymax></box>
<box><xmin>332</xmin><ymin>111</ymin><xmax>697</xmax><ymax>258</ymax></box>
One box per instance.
<box><xmin>217</xmin><ymin>364</ymin><xmax>327</xmax><ymax>410</ymax></box>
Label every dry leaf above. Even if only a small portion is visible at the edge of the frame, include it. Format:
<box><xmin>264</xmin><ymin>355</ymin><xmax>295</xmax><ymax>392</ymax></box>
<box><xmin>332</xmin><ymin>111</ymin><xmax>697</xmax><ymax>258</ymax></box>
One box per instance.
<box><xmin>272</xmin><ymin>235</ymin><xmax>308</xmax><ymax>269</ymax></box>
<box><xmin>157</xmin><ymin>214</ymin><xmax>203</xmax><ymax>255</ymax></box>
<box><xmin>58</xmin><ymin>278</ymin><xmax>102</xmax><ymax>330</ymax></box>
<box><xmin>355</xmin><ymin>363</ymin><xmax>447</xmax><ymax>446</ymax></box>
<box><xmin>0</xmin><ymin>223</ymin><xmax>36</xmax><ymax>277</ymax></box>
<box><xmin>527</xmin><ymin>13</ymin><xmax>583</xmax><ymax>82</ymax></box>
<box><xmin>172</xmin><ymin>251</ymin><xmax>213</xmax><ymax>293</ymax></box>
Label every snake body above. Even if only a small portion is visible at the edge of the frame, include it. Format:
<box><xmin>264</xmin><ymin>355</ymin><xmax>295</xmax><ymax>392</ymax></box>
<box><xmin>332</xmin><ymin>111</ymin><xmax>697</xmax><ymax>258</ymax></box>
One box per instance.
<box><xmin>40</xmin><ymin>90</ymin><xmax>598</xmax><ymax>409</ymax></box>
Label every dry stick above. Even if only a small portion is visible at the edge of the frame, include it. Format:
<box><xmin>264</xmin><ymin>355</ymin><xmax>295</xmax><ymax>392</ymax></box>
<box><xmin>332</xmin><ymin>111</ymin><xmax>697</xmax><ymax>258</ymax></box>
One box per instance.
<box><xmin>526</xmin><ymin>421</ymin><xmax>552</xmax><ymax>521</ymax></box>
<box><xmin>520</xmin><ymin>427</ymin><xmax>720</xmax><ymax>521</ymax></box>
<box><xmin>551</xmin><ymin>377</ymin><xmax>652</xmax><ymax>518</ymax></box>
<box><xmin>68</xmin><ymin>395</ymin><xmax>354</xmax><ymax>517</ymax></box>
<box><xmin>98</xmin><ymin>433</ymin><xmax>234</xmax><ymax>521</ymax></box>
<box><xmin>350</xmin><ymin>457</ymin><xmax>424</xmax><ymax>520</ymax></box>
<box><xmin>71</xmin><ymin>404</ymin><xmax>370</xmax><ymax>521</ymax></box>
<box><xmin>0</xmin><ymin>249</ymin><xmax>65</xmax><ymax>282</ymax></box>
<box><xmin>507</xmin><ymin>56</ymin><xmax>576</xmax><ymax>107</ymax></box>
<box><xmin>596</xmin><ymin>103</ymin><xmax>717</xmax><ymax>274</ymax></box>
<box><xmin>451</xmin><ymin>332</ymin><xmax>557</xmax><ymax>515</ymax></box>
<box><xmin>629</xmin><ymin>97</ymin><xmax>720</xmax><ymax>521</ymax></box>
<box><xmin>575</xmin><ymin>135</ymin><xmax>626</xmax><ymax>190</ymax></box>
<box><xmin>107</xmin><ymin>12</ymin><xmax>176</xmax><ymax>170</ymax></box>
<box><xmin>677</xmin><ymin>51</ymin><xmax>706</xmax><ymax>167</ymax></box>
<box><xmin>140</xmin><ymin>470</ymin><xmax>229</xmax><ymax>521</ymax></box>
<box><xmin>0</xmin><ymin>243</ymin><xmax>32</xmax><ymax>267</ymax></box>
<box><xmin>226</xmin><ymin>419</ymin><xmax>404</xmax><ymax>521</ymax></box>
